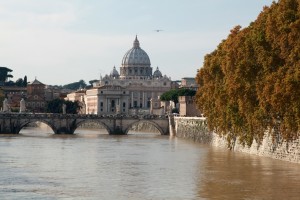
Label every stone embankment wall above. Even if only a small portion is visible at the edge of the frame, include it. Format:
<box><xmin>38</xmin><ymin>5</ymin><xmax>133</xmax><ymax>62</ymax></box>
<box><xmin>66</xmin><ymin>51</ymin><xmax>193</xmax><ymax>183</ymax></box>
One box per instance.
<box><xmin>174</xmin><ymin>117</ymin><xmax>300</xmax><ymax>164</ymax></box>
<box><xmin>174</xmin><ymin>117</ymin><xmax>211</xmax><ymax>143</ymax></box>
<box><xmin>79</xmin><ymin>121</ymin><xmax>159</xmax><ymax>133</ymax></box>
<box><xmin>130</xmin><ymin>122</ymin><xmax>159</xmax><ymax>133</ymax></box>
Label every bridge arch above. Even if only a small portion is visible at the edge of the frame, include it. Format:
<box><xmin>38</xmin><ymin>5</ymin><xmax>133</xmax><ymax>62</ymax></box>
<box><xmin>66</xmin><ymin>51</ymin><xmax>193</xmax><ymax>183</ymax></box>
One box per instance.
<box><xmin>72</xmin><ymin>119</ymin><xmax>112</xmax><ymax>134</ymax></box>
<box><xmin>18</xmin><ymin>119</ymin><xmax>57</xmax><ymax>134</ymax></box>
<box><xmin>125</xmin><ymin>120</ymin><xmax>165</xmax><ymax>135</ymax></box>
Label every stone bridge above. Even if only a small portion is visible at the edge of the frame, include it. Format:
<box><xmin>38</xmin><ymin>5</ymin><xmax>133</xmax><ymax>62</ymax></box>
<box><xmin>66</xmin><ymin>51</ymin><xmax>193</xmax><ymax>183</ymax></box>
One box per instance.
<box><xmin>0</xmin><ymin>113</ymin><xmax>170</xmax><ymax>135</ymax></box>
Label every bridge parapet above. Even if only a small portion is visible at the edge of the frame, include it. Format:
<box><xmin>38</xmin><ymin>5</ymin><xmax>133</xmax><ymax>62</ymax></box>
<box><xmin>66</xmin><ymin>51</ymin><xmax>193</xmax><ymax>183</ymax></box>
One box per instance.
<box><xmin>0</xmin><ymin>113</ymin><xmax>169</xmax><ymax>135</ymax></box>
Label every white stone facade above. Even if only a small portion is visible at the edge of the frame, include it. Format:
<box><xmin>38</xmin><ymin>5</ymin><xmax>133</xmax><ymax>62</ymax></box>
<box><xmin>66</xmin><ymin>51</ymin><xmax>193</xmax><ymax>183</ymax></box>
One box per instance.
<box><xmin>84</xmin><ymin>36</ymin><xmax>172</xmax><ymax>115</ymax></box>
<box><xmin>85</xmin><ymin>88</ymin><xmax>98</xmax><ymax>114</ymax></box>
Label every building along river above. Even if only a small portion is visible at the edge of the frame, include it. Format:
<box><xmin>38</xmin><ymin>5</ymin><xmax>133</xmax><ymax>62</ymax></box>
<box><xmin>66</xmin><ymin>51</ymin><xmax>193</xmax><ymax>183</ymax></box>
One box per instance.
<box><xmin>0</xmin><ymin>125</ymin><xmax>300</xmax><ymax>199</ymax></box>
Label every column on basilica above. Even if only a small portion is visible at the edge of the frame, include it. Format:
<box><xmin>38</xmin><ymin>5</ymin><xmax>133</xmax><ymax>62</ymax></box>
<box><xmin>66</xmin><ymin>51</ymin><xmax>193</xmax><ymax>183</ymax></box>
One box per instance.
<box><xmin>137</xmin><ymin>91</ymin><xmax>140</xmax><ymax>108</ymax></box>
<box><xmin>131</xmin><ymin>92</ymin><xmax>134</xmax><ymax>108</ymax></box>
<box><xmin>143</xmin><ymin>92</ymin><xmax>145</xmax><ymax>109</ymax></box>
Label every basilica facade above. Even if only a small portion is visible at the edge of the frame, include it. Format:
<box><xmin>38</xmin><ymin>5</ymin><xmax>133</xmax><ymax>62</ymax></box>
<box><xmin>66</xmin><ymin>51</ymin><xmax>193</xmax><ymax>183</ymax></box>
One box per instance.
<box><xmin>84</xmin><ymin>36</ymin><xmax>172</xmax><ymax>114</ymax></box>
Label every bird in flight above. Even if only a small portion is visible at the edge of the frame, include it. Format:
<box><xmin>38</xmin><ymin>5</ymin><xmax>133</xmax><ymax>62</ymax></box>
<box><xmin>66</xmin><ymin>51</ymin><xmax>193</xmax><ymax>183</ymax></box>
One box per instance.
<box><xmin>154</xmin><ymin>30</ymin><xmax>163</xmax><ymax>32</ymax></box>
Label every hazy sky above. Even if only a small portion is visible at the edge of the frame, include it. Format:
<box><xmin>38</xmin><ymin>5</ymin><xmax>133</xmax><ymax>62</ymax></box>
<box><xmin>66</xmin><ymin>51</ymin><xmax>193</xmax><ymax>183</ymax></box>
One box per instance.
<box><xmin>0</xmin><ymin>0</ymin><xmax>274</xmax><ymax>85</ymax></box>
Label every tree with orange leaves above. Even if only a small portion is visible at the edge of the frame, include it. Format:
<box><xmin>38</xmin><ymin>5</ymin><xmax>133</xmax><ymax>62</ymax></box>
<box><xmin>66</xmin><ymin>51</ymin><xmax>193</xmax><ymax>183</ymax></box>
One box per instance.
<box><xmin>196</xmin><ymin>0</ymin><xmax>300</xmax><ymax>147</ymax></box>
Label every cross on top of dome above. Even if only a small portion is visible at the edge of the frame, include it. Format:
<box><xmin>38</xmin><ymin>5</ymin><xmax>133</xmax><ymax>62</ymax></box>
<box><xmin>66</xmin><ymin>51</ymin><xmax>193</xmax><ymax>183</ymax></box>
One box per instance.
<box><xmin>133</xmin><ymin>35</ymin><xmax>140</xmax><ymax>48</ymax></box>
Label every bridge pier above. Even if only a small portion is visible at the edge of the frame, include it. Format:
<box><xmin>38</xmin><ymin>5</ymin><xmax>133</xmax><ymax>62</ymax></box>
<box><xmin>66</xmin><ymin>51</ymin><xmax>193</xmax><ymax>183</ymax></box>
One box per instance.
<box><xmin>55</xmin><ymin>128</ymin><xmax>74</xmax><ymax>134</ymax></box>
<box><xmin>110</xmin><ymin>128</ymin><xmax>126</xmax><ymax>135</ymax></box>
<box><xmin>168</xmin><ymin>114</ymin><xmax>176</xmax><ymax>136</ymax></box>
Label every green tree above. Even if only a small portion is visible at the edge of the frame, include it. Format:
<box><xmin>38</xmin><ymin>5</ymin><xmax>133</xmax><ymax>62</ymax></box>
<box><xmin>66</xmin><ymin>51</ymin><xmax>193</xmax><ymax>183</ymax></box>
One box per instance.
<box><xmin>23</xmin><ymin>75</ymin><xmax>28</xmax><ymax>87</ymax></box>
<box><xmin>15</xmin><ymin>78</ymin><xmax>23</xmax><ymax>87</ymax></box>
<box><xmin>47</xmin><ymin>99</ymin><xmax>82</xmax><ymax>114</ymax></box>
<box><xmin>160</xmin><ymin>88</ymin><xmax>196</xmax><ymax>104</ymax></box>
<box><xmin>89</xmin><ymin>79</ymin><xmax>98</xmax><ymax>86</ymax></box>
<box><xmin>0</xmin><ymin>67</ymin><xmax>13</xmax><ymax>83</ymax></box>
<box><xmin>63</xmin><ymin>80</ymin><xmax>87</xmax><ymax>90</ymax></box>
<box><xmin>65</xmin><ymin>100</ymin><xmax>82</xmax><ymax>114</ymax></box>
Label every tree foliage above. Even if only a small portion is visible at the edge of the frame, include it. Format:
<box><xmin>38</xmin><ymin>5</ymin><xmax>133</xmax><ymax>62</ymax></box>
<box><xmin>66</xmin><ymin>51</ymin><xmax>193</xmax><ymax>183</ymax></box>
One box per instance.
<box><xmin>47</xmin><ymin>99</ymin><xmax>82</xmax><ymax>114</ymax></box>
<box><xmin>0</xmin><ymin>67</ymin><xmax>13</xmax><ymax>82</ymax></box>
<box><xmin>63</xmin><ymin>80</ymin><xmax>87</xmax><ymax>90</ymax></box>
<box><xmin>3</xmin><ymin>76</ymin><xmax>28</xmax><ymax>87</ymax></box>
<box><xmin>23</xmin><ymin>76</ymin><xmax>28</xmax><ymax>87</ymax></box>
<box><xmin>160</xmin><ymin>88</ymin><xmax>196</xmax><ymax>104</ymax></box>
<box><xmin>195</xmin><ymin>0</ymin><xmax>300</xmax><ymax>146</ymax></box>
<box><xmin>15</xmin><ymin>78</ymin><xmax>24</xmax><ymax>87</ymax></box>
<box><xmin>89</xmin><ymin>79</ymin><xmax>98</xmax><ymax>86</ymax></box>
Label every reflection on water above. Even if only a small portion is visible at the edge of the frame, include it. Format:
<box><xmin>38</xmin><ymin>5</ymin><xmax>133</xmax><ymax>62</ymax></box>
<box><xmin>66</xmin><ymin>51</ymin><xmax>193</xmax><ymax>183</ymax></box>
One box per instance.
<box><xmin>0</xmin><ymin>127</ymin><xmax>300</xmax><ymax>199</ymax></box>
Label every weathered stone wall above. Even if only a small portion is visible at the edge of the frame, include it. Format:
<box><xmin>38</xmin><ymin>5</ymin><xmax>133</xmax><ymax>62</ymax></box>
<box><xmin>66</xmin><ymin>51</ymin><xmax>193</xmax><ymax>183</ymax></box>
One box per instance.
<box><xmin>174</xmin><ymin>117</ymin><xmax>300</xmax><ymax>164</ymax></box>
<box><xmin>130</xmin><ymin>122</ymin><xmax>160</xmax><ymax>133</ymax></box>
<box><xmin>79</xmin><ymin>121</ymin><xmax>160</xmax><ymax>133</ymax></box>
<box><xmin>174</xmin><ymin>117</ymin><xmax>211</xmax><ymax>143</ymax></box>
<box><xmin>79</xmin><ymin>122</ymin><xmax>104</xmax><ymax>129</ymax></box>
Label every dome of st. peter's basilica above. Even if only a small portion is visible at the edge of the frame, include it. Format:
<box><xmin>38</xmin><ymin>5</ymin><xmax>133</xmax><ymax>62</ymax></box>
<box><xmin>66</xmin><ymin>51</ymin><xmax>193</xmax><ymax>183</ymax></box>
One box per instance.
<box><xmin>120</xmin><ymin>36</ymin><xmax>152</xmax><ymax>78</ymax></box>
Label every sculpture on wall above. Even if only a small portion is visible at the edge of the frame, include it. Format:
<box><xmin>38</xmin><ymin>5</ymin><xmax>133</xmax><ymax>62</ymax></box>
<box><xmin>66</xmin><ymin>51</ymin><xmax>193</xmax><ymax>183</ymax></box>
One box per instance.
<box><xmin>2</xmin><ymin>98</ymin><xmax>9</xmax><ymax>112</ymax></box>
<box><xmin>62</xmin><ymin>103</ymin><xmax>66</xmax><ymax>114</ymax></box>
<box><xmin>19</xmin><ymin>98</ymin><xmax>26</xmax><ymax>113</ymax></box>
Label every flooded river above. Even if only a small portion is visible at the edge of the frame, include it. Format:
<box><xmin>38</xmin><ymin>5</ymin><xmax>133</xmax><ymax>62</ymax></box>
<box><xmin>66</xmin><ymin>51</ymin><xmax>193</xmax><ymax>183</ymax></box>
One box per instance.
<box><xmin>0</xmin><ymin>127</ymin><xmax>299</xmax><ymax>199</ymax></box>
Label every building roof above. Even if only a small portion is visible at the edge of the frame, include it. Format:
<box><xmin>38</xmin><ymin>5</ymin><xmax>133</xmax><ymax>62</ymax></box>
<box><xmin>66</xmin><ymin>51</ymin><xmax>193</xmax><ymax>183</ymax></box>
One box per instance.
<box><xmin>29</xmin><ymin>78</ymin><xmax>45</xmax><ymax>85</ymax></box>
<box><xmin>99</xmin><ymin>85</ymin><xmax>125</xmax><ymax>90</ymax></box>
<box><xmin>153</xmin><ymin>67</ymin><xmax>163</xmax><ymax>78</ymax></box>
<box><xmin>121</xmin><ymin>36</ymin><xmax>151</xmax><ymax>67</ymax></box>
<box><xmin>110</xmin><ymin>66</ymin><xmax>119</xmax><ymax>78</ymax></box>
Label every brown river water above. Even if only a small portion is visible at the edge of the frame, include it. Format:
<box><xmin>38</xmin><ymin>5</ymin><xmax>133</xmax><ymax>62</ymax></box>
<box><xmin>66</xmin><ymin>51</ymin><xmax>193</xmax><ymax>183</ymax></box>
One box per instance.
<box><xmin>0</xmin><ymin>127</ymin><xmax>299</xmax><ymax>200</ymax></box>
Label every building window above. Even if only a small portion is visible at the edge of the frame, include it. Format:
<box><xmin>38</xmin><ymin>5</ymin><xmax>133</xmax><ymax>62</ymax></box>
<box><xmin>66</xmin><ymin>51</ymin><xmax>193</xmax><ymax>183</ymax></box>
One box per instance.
<box><xmin>134</xmin><ymin>101</ymin><xmax>137</xmax><ymax>108</ymax></box>
<box><xmin>100</xmin><ymin>102</ymin><xmax>103</xmax><ymax>106</ymax></box>
<box><xmin>111</xmin><ymin>100</ymin><xmax>115</xmax><ymax>108</ymax></box>
<box><xmin>123</xmin><ymin>102</ymin><xmax>126</xmax><ymax>107</ymax></box>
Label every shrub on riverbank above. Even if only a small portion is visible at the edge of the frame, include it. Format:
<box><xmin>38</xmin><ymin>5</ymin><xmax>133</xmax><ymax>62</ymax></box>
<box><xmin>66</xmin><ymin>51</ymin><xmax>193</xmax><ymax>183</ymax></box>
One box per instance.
<box><xmin>196</xmin><ymin>0</ymin><xmax>300</xmax><ymax>146</ymax></box>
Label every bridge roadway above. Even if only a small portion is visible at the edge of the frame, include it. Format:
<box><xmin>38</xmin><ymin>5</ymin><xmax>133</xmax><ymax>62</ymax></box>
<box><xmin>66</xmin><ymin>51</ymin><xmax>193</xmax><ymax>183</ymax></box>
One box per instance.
<box><xmin>0</xmin><ymin>113</ymin><xmax>170</xmax><ymax>135</ymax></box>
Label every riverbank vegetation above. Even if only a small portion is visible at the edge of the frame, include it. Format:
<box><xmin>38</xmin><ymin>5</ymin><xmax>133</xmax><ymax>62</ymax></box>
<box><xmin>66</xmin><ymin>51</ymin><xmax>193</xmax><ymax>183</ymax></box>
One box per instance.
<box><xmin>47</xmin><ymin>99</ymin><xmax>82</xmax><ymax>114</ymax></box>
<box><xmin>160</xmin><ymin>88</ymin><xmax>196</xmax><ymax>104</ymax></box>
<box><xmin>196</xmin><ymin>0</ymin><xmax>300</xmax><ymax>146</ymax></box>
